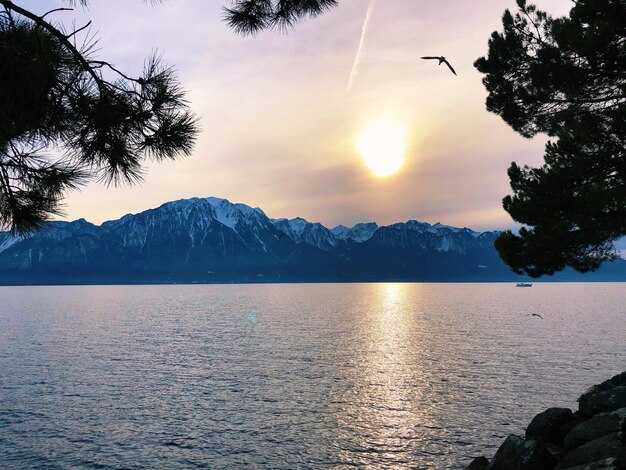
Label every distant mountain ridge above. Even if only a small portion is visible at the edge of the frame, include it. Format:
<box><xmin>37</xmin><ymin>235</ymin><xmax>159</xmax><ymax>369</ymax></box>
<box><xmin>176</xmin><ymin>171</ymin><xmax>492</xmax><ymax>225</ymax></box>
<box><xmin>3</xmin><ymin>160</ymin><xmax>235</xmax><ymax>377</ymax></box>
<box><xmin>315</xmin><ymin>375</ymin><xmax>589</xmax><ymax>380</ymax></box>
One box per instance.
<box><xmin>0</xmin><ymin>196</ymin><xmax>624</xmax><ymax>285</ymax></box>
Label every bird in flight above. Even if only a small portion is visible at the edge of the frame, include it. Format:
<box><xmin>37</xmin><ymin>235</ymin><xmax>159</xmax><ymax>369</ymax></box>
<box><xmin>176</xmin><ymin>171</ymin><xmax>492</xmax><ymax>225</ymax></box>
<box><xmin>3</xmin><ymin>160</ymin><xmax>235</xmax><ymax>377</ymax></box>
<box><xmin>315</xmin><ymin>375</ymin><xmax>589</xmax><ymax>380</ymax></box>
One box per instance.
<box><xmin>527</xmin><ymin>313</ymin><xmax>543</xmax><ymax>319</ymax></box>
<box><xmin>421</xmin><ymin>56</ymin><xmax>457</xmax><ymax>75</ymax></box>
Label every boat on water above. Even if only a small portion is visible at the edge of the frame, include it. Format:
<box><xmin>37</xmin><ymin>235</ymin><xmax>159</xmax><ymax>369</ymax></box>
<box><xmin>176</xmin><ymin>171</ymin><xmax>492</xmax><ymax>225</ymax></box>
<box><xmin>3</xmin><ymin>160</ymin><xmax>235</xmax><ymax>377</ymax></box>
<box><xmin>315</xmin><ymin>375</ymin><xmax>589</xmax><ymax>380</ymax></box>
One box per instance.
<box><xmin>516</xmin><ymin>282</ymin><xmax>532</xmax><ymax>287</ymax></box>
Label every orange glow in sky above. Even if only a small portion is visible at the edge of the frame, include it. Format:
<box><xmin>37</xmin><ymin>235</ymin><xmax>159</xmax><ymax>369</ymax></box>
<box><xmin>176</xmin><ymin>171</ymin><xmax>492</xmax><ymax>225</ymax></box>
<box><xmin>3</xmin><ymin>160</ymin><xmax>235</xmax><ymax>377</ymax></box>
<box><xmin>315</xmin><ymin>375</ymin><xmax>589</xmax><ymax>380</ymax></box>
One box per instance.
<box><xmin>20</xmin><ymin>0</ymin><xmax>574</xmax><ymax>231</ymax></box>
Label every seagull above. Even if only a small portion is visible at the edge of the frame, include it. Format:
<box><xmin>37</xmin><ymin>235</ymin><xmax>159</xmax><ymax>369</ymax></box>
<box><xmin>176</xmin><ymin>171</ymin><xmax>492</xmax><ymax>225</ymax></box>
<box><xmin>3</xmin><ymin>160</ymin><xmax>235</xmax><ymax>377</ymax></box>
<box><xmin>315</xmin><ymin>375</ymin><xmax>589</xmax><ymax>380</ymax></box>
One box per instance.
<box><xmin>421</xmin><ymin>56</ymin><xmax>457</xmax><ymax>75</ymax></box>
<box><xmin>527</xmin><ymin>313</ymin><xmax>543</xmax><ymax>319</ymax></box>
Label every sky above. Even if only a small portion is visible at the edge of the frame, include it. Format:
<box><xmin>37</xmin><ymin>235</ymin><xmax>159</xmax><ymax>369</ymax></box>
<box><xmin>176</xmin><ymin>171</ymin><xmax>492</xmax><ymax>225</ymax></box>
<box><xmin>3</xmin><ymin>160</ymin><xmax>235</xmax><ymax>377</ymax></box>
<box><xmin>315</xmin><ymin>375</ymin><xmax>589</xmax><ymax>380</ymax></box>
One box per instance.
<box><xmin>21</xmin><ymin>0</ymin><xmax>575</xmax><ymax>231</ymax></box>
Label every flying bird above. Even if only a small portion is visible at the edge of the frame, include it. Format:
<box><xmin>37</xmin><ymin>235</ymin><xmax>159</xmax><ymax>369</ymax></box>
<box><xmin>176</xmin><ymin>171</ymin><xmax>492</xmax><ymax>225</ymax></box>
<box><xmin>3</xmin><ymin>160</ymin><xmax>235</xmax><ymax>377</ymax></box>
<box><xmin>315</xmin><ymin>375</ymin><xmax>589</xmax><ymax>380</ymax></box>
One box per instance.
<box><xmin>421</xmin><ymin>56</ymin><xmax>457</xmax><ymax>75</ymax></box>
<box><xmin>527</xmin><ymin>313</ymin><xmax>543</xmax><ymax>319</ymax></box>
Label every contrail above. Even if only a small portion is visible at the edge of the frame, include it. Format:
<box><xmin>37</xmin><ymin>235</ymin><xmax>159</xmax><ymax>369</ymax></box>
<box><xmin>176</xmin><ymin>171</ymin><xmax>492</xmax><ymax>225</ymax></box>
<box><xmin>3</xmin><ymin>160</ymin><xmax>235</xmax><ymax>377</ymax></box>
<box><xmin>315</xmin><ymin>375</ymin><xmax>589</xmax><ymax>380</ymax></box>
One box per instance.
<box><xmin>346</xmin><ymin>0</ymin><xmax>377</xmax><ymax>94</ymax></box>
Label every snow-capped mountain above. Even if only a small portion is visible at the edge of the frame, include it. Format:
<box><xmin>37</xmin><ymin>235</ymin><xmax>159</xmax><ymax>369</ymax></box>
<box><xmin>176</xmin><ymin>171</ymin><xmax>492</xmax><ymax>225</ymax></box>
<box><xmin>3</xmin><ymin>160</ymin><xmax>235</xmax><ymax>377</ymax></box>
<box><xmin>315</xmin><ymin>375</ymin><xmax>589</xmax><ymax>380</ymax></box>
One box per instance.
<box><xmin>271</xmin><ymin>217</ymin><xmax>338</xmax><ymax>251</ymax></box>
<box><xmin>331</xmin><ymin>222</ymin><xmax>378</xmax><ymax>242</ymax></box>
<box><xmin>101</xmin><ymin>197</ymin><xmax>276</xmax><ymax>254</ymax></box>
<box><xmin>0</xmin><ymin>196</ymin><xmax>623</xmax><ymax>284</ymax></box>
<box><xmin>372</xmin><ymin>220</ymin><xmax>493</xmax><ymax>253</ymax></box>
<box><xmin>330</xmin><ymin>225</ymin><xmax>350</xmax><ymax>239</ymax></box>
<box><xmin>0</xmin><ymin>232</ymin><xmax>21</xmax><ymax>254</ymax></box>
<box><xmin>347</xmin><ymin>222</ymin><xmax>379</xmax><ymax>242</ymax></box>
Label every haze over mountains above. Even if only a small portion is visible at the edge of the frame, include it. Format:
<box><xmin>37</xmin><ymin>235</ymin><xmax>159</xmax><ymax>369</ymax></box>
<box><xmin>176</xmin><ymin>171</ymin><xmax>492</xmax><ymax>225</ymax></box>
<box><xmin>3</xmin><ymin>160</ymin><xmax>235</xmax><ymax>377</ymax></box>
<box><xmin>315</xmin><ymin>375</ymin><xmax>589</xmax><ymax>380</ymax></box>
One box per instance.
<box><xmin>0</xmin><ymin>197</ymin><xmax>624</xmax><ymax>285</ymax></box>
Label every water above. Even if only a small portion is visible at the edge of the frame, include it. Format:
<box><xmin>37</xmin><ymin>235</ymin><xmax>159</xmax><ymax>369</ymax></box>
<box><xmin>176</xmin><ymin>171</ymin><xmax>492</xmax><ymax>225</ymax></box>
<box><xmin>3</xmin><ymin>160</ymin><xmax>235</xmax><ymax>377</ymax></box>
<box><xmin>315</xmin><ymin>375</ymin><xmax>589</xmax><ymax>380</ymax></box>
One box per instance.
<box><xmin>1</xmin><ymin>283</ymin><xmax>625</xmax><ymax>469</ymax></box>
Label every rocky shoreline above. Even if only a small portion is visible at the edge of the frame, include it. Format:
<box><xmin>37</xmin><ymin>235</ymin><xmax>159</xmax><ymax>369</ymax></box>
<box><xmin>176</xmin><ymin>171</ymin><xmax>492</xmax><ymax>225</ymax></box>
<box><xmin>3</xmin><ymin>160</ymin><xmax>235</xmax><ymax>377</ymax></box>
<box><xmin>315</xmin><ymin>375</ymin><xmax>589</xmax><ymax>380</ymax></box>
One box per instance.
<box><xmin>465</xmin><ymin>371</ymin><xmax>626</xmax><ymax>470</ymax></box>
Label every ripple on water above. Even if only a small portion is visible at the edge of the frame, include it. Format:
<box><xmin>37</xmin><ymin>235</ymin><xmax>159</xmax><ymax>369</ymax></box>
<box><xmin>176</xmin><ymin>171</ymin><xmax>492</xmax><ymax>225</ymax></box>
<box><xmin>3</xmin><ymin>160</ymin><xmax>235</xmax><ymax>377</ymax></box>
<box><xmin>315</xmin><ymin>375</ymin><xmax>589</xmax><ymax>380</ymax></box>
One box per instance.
<box><xmin>0</xmin><ymin>282</ymin><xmax>625</xmax><ymax>468</ymax></box>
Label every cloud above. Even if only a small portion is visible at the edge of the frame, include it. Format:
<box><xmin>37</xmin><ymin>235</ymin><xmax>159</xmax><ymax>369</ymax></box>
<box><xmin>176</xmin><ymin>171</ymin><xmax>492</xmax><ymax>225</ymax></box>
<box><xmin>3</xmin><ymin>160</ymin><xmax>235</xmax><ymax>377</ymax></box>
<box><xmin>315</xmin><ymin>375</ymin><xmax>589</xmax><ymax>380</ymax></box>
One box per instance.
<box><xmin>27</xmin><ymin>0</ymin><xmax>575</xmax><ymax>231</ymax></box>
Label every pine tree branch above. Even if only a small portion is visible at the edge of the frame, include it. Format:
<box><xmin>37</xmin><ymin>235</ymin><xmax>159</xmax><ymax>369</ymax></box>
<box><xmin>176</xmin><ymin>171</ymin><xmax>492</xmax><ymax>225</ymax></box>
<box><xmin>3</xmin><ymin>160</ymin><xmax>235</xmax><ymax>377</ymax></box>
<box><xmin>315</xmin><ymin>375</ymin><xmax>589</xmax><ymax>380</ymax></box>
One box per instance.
<box><xmin>0</xmin><ymin>0</ymin><xmax>107</xmax><ymax>93</ymax></box>
<box><xmin>89</xmin><ymin>60</ymin><xmax>143</xmax><ymax>84</ymax></box>
<box><xmin>41</xmin><ymin>7</ymin><xmax>72</xmax><ymax>20</ymax></box>
<box><xmin>66</xmin><ymin>20</ymin><xmax>91</xmax><ymax>39</ymax></box>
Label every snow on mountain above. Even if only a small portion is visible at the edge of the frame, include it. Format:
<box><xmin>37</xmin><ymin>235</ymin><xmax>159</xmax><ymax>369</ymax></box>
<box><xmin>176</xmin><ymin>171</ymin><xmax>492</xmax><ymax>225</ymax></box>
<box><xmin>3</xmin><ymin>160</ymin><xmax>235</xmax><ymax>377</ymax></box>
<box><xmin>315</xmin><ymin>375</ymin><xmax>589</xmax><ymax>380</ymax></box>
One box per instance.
<box><xmin>346</xmin><ymin>222</ymin><xmax>378</xmax><ymax>242</ymax></box>
<box><xmin>272</xmin><ymin>217</ymin><xmax>307</xmax><ymax>239</ymax></box>
<box><xmin>331</xmin><ymin>225</ymin><xmax>350</xmax><ymax>239</ymax></box>
<box><xmin>205</xmin><ymin>197</ymin><xmax>269</xmax><ymax>231</ymax></box>
<box><xmin>432</xmin><ymin>222</ymin><xmax>482</xmax><ymax>237</ymax></box>
<box><xmin>0</xmin><ymin>196</ymin><xmax>495</xmax><ymax>257</ymax></box>
<box><xmin>373</xmin><ymin>220</ymin><xmax>496</xmax><ymax>253</ymax></box>
<box><xmin>1</xmin><ymin>196</ymin><xmax>624</xmax><ymax>283</ymax></box>
<box><xmin>330</xmin><ymin>223</ymin><xmax>378</xmax><ymax>242</ymax></box>
<box><xmin>35</xmin><ymin>219</ymin><xmax>99</xmax><ymax>242</ymax></box>
<box><xmin>99</xmin><ymin>197</ymin><xmax>276</xmax><ymax>252</ymax></box>
<box><xmin>0</xmin><ymin>232</ymin><xmax>21</xmax><ymax>254</ymax></box>
<box><xmin>272</xmin><ymin>217</ymin><xmax>338</xmax><ymax>251</ymax></box>
<box><xmin>0</xmin><ymin>196</ymin><xmax>497</xmax><ymax>264</ymax></box>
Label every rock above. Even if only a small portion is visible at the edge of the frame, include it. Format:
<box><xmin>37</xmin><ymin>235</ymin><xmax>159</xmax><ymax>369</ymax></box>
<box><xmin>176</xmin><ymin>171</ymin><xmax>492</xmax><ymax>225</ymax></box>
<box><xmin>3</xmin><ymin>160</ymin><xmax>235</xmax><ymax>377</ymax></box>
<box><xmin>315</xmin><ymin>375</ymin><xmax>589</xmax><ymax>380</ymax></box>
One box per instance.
<box><xmin>465</xmin><ymin>456</ymin><xmax>490</xmax><ymax>470</ymax></box>
<box><xmin>589</xmin><ymin>372</ymin><xmax>626</xmax><ymax>394</ymax></box>
<box><xmin>557</xmin><ymin>457</ymin><xmax>622</xmax><ymax>469</ymax></box>
<box><xmin>488</xmin><ymin>434</ymin><xmax>551</xmax><ymax>470</ymax></box>
<box><xmin>543</xmin><ymin>442</ymin><xmax>566</xmax><ymax>464</ymax></box>
<box><xmin>560</xmin><ymin>415</ymin><xmax>587</xmax><ymax>443</ymax></box>
<box><xmin>580</xmin><ymin>387</ymin><xmax>626</xmax><ymax>417</ymax></box>
<box><xmin>471</xmin><ymin>373</ymin><xmax>626</xmax><ymax>470</ymax></box>
<box><xmin>526</xmin><ymin>407</ymin><xmax>574</xmax><ymax>444</ymax></box>
<box><xmin>555</xmin><ymin>432</ymin><xmax>626</xmax><ymax>469</ymax></box>
<box><xmin>564</xmin><ymin>408</ymin><xmax>626</xmax><ymax>450</ymax></box>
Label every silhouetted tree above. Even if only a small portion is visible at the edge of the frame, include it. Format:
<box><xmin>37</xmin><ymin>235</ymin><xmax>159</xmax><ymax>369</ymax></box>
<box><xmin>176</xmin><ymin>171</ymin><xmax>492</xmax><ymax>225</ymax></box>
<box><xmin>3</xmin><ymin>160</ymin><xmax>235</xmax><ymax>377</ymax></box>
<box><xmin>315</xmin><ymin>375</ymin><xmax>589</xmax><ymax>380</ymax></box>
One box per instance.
<box><xmin>225</xmin><ymin>0</ymin><xmax>625</xmax><ymax>277</ymax></box>
<box><xmin>475</xmin><ymin>0</ymin><xmax>625</xmax><ymax>277</ymax></box>
<box><xmin>0</xmin><ymin>0</ymin><xmax>340</xmax><ymax>235</ymax></box>
<box><xmin>223</xmin><ymin>0</ymin><xmax>338</xmax><ymax>35</ymax></box>
<box><xmin>0</xmin><ymin>0</ymin><xmax>198</xmax><ymax>234</ymax></box>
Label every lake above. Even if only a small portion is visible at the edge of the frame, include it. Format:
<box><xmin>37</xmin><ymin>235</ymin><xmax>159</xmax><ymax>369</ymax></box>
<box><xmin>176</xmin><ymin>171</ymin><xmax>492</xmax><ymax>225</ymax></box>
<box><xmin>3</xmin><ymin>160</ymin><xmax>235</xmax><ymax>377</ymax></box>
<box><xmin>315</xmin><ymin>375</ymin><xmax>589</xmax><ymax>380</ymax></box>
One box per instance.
<box><xmin>1</xmin><ymin>283</ymin><xmax>625</xmax><ymax>469</ymax></box>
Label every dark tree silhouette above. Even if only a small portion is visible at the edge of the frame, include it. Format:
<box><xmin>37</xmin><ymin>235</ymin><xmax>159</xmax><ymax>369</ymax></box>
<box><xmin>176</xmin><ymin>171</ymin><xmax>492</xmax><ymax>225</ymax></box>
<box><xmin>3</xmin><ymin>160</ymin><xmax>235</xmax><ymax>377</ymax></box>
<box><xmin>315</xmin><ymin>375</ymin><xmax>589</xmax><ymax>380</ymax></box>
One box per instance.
<box><xmin>0</xmin><ymin>0</ymin><xmax>339</xmax><ymax>235</ymax></box>
<box><xmin>475</xmin><ymin>0</ymin><xmax>625</xmax><ymax>277</ymax></box>
<box><xmin>0</xmin><ymin>0</ymin><xmax>198</xmax><ymax>234</ymax></box>
<box><xmin>7</xmin><ymin>0</ymin><xmax>621</xmax><ymax>279</ymax></box>
<box><xmin>223</xmin><ymin>0</ymin><xmax>338</xmax><ymax>35</ymax></box>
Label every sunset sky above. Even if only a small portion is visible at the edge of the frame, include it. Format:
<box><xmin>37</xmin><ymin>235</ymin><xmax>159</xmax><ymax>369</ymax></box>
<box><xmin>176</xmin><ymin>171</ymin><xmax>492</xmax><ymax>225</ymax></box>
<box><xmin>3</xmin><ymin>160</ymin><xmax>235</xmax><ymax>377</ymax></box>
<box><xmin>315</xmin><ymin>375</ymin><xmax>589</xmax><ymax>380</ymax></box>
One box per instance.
<box><xmin>23</xmin><ymin>0</ymin><xmax>575</xmax><ymax>231</ymax></box>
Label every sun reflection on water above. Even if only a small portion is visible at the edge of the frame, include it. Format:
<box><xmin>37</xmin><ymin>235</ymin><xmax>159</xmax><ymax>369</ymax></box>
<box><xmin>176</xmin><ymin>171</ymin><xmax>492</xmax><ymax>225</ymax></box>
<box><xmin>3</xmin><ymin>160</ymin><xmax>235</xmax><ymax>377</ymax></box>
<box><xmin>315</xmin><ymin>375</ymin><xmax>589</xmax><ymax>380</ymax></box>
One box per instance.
<box><xmin>334</xmin><ymin>283</ymin><xmax>440</xmax><ymax>466</ymax></box>
<box><xmin>4</xmin><ymin>284</ymin><xmax>626</xmax><ymax>468</ymax></box>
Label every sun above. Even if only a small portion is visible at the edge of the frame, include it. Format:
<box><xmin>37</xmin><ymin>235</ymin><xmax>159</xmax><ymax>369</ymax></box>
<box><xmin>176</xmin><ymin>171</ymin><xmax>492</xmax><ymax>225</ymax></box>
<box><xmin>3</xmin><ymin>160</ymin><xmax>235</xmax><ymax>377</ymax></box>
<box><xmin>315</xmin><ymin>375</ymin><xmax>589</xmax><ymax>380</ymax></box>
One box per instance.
<box><xmin>355</xmin><ymin>118</ymin><xmax>407</xmax><ymax>177</ymax></box>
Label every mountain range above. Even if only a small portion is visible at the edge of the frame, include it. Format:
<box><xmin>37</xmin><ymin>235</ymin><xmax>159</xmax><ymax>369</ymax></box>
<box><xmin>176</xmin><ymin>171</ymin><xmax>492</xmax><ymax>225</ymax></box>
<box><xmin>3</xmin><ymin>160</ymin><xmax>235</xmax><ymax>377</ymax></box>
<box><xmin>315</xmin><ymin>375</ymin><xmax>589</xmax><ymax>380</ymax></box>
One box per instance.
<box><xmin>0</xmin><ymin>196</ymin><xmax>624</xmax><ymax>285</ymax></box>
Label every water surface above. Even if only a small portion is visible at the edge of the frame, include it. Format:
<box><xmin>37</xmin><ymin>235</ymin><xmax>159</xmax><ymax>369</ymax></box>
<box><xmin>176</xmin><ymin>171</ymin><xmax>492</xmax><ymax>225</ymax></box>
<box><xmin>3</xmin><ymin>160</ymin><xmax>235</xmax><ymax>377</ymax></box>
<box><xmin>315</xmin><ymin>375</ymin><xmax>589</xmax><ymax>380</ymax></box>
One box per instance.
<box><xmin>1</xmin><ymin>283</ymin><xmax>625</xmax><ymax>468</ymax></box>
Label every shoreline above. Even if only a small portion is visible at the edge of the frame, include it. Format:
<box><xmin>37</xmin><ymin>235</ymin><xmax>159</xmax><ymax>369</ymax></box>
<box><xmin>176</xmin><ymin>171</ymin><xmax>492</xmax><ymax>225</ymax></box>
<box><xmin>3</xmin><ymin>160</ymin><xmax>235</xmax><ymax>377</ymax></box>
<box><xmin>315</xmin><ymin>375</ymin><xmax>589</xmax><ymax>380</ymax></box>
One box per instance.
<box><xmin>1</xmin><ymin>280</ymin><xmax>626</xmax><ymax>288</ymax></box>
<box><xmin>466</xmin><ymin>371</ymin><xmax>626</xmax><ymax>469</ymax></box>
